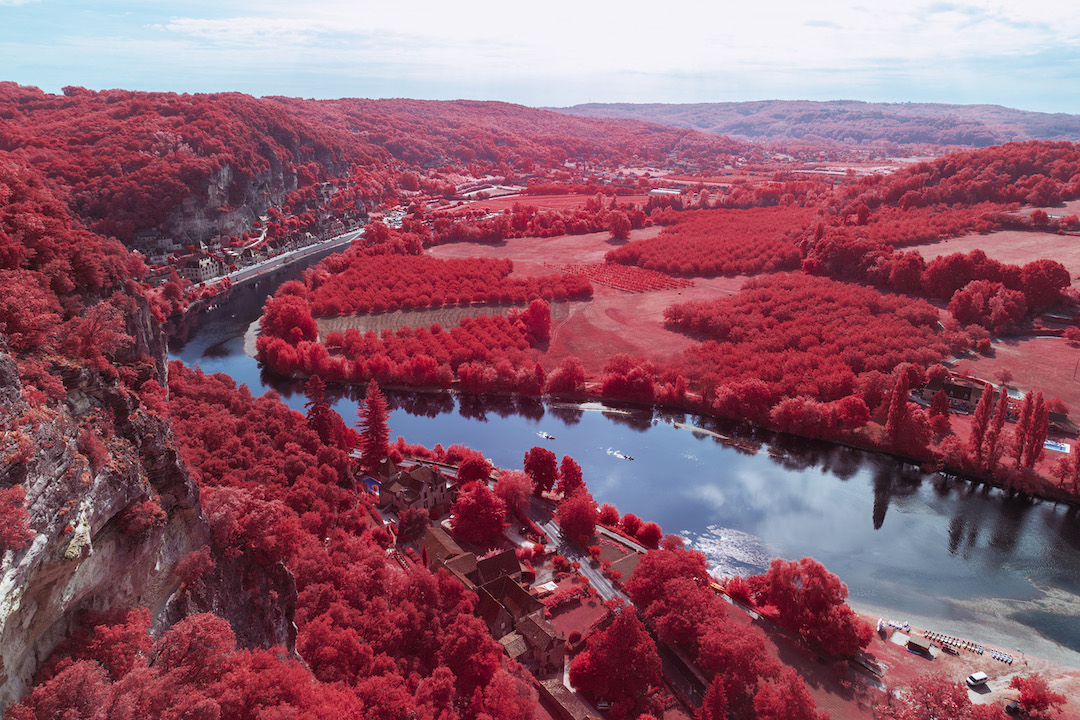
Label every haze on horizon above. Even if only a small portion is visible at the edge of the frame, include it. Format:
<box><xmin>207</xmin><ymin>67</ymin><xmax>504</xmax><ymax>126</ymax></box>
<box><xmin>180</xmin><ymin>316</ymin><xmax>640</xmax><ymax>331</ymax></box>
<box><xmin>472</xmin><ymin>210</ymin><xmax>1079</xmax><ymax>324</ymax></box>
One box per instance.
<box><xmin>3</xmin><ymin>0</ymin><xmax>1079</xmax><ymax>115</ymax></box>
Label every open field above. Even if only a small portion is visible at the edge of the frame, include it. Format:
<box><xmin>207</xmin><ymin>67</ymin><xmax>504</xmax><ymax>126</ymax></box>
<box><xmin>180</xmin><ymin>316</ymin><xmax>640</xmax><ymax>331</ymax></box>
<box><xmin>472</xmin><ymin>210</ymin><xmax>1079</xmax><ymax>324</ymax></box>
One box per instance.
<box><xmin>427</xmin><ymin>228</ymin><xmax>747</xmax><ymax>372</ymax></box>
<box><xmin>915</xmin><ymin>229</ymin><xmax>1080</xmax><ymax>287</ymax></box>
<box><xmin>458</xmin><ymin>193</ymin><xmax>654</xmax><ymax>213</ymax></box>
<box><xmin>952</xmin><ymin>336</ymin><xmax>1080</xmax><ymax>413</ymax></box>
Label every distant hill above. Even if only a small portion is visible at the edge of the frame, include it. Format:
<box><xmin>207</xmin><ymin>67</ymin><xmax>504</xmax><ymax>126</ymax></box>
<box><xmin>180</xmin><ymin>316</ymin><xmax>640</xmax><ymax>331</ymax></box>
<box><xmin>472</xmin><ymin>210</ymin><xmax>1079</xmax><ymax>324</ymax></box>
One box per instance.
<box><xmin>550</xmin><ymin>100</ymin><xmax>1080</xmax><ymax>148</ymax></box>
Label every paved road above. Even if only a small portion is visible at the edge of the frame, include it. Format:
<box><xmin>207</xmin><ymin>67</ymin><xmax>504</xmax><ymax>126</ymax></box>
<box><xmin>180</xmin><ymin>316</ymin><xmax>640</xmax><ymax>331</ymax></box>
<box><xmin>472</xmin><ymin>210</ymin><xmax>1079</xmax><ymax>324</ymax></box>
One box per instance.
<box><xmin>225</xmin><ymin>228</ymin><xmax>363</xmax><ymax>288</ymax></box>
<box><xmin>525</xmin><ymin>499</ymin><xmax>625</xmax><ymax>602</ymax></box>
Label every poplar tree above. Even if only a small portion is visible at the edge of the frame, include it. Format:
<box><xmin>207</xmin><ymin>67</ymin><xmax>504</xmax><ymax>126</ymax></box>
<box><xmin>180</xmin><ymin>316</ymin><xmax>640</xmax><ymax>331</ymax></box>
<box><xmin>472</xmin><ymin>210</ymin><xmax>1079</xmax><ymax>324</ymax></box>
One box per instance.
<box><xmin>357</xmin><ymin>379</ymin><xmax>389</xmax><ymax>474</ymax></box>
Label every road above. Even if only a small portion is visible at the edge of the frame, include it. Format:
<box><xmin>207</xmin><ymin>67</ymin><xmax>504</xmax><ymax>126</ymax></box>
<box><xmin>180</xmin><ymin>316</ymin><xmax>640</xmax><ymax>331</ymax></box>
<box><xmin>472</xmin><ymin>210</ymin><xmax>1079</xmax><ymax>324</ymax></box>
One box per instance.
<box><xmin>525</xmin><ymin>498</ymin><xmax>625</xmax><ymax>602</ymax></box>
<box><xmin>225</xmin><ymin>228</ymin><xmax>363</xmax><ymax>288</ymax></box>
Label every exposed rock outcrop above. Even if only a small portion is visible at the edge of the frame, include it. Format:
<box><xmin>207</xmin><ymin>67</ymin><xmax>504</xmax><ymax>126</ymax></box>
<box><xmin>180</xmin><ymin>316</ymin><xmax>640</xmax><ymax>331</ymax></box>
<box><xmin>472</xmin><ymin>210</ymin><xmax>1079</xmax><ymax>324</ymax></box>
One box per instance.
<box><xmin>0</xmin><ymin>344</ymin><xmax>207</xmax><ymax>708</ymax></box>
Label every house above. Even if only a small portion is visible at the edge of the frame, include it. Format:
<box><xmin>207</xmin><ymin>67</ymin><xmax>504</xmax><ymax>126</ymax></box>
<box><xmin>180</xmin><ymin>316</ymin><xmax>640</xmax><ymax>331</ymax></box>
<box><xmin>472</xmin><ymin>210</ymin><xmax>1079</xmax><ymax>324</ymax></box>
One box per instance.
<box><xmin>1049</xmin><ymin>412</ymin><xmax>1080</xmax><ymax>437</ymax></box>
<box><xmin>176</xmin><ymin>254</ymin><xmax>224</xmax><ymax>283</ymax></box>
<box><xmin>378</xmin><ymin>464</ymin><xmax>455</xmax><ymax>513</ymax></box>
<box><xmin>476</xmin><ymin>574</ymin><xmax>544</xmax><ymax>637</ymax></box>
<box><xmin>907</xmin><ymin>636</ymin><xmax>932</xmax><ymax>655</ymax></box>
<box><xmin>920</xmin><ymin>377</ymin><xmax>991</xmax><ymax>413</ymax></box>
<box><xmin>476</xmin><ymin>548</ymin><xmax>526</xmax><ymax>585</ymax></box>
<box><xmin>516</xmin><ymin>612</ymin><xmax>565</xmax><ymax>675</ymax></box>
<box><xmin>538</xmin><ymin>678</ymin><xmax>598</xmax><ymax>720</ymax></box>
<box><xmin>420</xmin><ymin>526</ymin><xmax>464</xmax><ymax>568</ymax></box>
<box><xmin>499</xmin><ymin>631</ymin><xmax>529</xmax><ymax>664</ymax></box>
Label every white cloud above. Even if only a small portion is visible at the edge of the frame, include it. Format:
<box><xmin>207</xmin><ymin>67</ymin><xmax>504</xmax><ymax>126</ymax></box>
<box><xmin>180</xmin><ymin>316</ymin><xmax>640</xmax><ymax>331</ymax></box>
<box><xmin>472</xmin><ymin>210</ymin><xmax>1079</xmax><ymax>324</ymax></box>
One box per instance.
<box><xmin>154</xmin><ymin>0</ymin><xmax>1080</xmax><ymax>86</ymax></box>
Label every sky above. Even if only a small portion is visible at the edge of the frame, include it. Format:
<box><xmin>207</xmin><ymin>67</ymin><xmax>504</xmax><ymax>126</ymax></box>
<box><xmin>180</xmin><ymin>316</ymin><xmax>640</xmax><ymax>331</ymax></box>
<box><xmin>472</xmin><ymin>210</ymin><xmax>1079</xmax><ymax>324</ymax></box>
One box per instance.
<box><xmin>3</xmin><ymin>0</ymin><xmax>1080</xmax><ymax>113</ymax></box>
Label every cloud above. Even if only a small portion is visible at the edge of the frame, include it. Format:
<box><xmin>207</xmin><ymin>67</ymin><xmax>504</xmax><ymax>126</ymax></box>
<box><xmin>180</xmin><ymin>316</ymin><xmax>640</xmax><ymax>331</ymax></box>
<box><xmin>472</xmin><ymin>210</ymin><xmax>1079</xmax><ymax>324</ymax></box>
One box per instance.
<box><xmin>6</xmin><ymin>0</ymin><xmax>1080</xmax><ymax>111</ymax></box>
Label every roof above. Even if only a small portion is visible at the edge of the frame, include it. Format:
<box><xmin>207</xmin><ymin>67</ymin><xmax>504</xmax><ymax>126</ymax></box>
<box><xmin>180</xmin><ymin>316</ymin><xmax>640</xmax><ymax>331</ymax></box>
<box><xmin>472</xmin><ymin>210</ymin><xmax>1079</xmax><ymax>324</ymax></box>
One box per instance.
<box><xmin>517</xmin><ymin>611</ymin><xmax>560</xmax><ymax>651</ymax></box>
<box><xmin>538</xmin><ymin>678</ymin><xmax>595</xmax><ymax>720</ymax></box>
<box><xmin>480</xmin><ymin>574</ymin><xmax>543</xmax><ymax>621</ymax></box>
<box><xmin>477</xmin><ymin>589</ymin><xmax>512</xmax><ymax>636</ymax></box>
<box><xmin>444</xmin><ymin>552</ymin><xmax>478</xmax><ymax>581</ymax></box>
<box><xmin>907</xmin><ymin>636</ymin><xmax>932</xmax><ymax>651</ymax></box>
<box><xmin>499</xmin><ymin>631</ymin><xmax>528</xmax><ymax>660</ymax></box>
<box><xmin>421</xmin><ymin>526</ymin><xmax>463</xmax><ymax>567</ymax></box>
<box><xmin>477</xmin><ymin>549</ymin><xmax>523</xmax><ymax>585</ymax></box>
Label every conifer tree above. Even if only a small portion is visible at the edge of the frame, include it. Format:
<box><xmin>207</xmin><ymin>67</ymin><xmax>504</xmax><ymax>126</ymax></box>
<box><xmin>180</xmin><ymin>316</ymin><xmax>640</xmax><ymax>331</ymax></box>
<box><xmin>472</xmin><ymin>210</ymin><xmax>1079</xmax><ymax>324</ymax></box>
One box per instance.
<box><xmin>982</xmin><ymin>386</ymin><xmax>1010</xmax><ymax>470</ymax></box>
<box><xmin>357</xmin><ymin>379</ymin><xmax>389</xmax><ymax>474</ymax></box>
<box><xmin>1013</xmin><ymin>391</ymin><xmax>1036</xmax><ymax>468</ymax></box>
<box><xmin>1022</xmin><ymin>392</ymin><xmax>1048</xmax><ymax>469</ymax></box>
<box><xmin>967</xmin><ymin>383</ymin><xmax>994</xmax><ymax>462</ymax></box>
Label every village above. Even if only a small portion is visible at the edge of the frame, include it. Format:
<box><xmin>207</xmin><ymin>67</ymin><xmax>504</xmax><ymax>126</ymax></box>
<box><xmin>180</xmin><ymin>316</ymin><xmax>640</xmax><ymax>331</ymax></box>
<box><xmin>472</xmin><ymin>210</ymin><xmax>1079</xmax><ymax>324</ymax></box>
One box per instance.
<box><xmin>347</xmin><ymin>435</ymin><xmax>1069</xmax><ymax>720</ymax></box>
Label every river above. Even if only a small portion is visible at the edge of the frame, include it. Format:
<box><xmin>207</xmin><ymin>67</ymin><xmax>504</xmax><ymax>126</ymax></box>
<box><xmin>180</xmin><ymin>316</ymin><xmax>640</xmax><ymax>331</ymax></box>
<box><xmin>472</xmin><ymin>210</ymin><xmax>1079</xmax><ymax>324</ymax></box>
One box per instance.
<box><xmin>168</xmin><ymin>254</ymin><xmax>1080</xmax><ymax>669</ymax></box>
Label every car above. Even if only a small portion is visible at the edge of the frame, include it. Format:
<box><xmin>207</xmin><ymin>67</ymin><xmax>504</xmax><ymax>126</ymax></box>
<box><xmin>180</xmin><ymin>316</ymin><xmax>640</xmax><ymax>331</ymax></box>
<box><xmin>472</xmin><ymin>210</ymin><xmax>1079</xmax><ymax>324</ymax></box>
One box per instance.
<box><xmin>966</xmin><ymin>671</ymin><xmax>989</xmax><ymax>687</ymax></box>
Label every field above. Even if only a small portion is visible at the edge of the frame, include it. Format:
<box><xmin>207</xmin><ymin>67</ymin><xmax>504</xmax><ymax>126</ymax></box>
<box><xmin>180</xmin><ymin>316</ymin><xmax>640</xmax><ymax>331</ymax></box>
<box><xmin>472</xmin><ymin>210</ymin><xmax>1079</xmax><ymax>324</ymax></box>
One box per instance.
<box><xmin>427</xmin><ymin>227</ymin><xmax>746</xmax><ymax>372</ymax></box>
<box><xmin>916</xmin><ymin>229</ymin><xmax>1080</xmax><ymax>287</ymax></box>
<box><xmin>459</xmin><ymin>193</ymin><xmax>654</xmax><ymax>213</ymax></box>
<box><xmin>952</xmin><ymin>336</ymin><xmax>1080</xmax><ymax>415</ymax></box>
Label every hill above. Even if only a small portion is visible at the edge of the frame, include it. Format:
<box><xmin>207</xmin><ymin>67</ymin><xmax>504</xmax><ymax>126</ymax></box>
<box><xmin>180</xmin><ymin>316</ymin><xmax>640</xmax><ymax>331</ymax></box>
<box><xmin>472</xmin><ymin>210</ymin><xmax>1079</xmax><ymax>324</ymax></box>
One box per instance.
<box><xmin>551</xmin><ymin>100</ymin><xmax>1080</xmax><ymax>149</ymax></box>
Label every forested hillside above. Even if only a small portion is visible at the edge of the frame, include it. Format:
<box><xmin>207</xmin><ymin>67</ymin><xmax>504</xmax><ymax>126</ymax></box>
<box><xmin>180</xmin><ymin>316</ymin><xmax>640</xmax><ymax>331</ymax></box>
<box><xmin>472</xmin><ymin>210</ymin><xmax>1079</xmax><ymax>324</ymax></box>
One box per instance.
<box><xmin>554</xmin><ymin>100</ymin><xmax>1080</xmax><ymax>149</ymax></box>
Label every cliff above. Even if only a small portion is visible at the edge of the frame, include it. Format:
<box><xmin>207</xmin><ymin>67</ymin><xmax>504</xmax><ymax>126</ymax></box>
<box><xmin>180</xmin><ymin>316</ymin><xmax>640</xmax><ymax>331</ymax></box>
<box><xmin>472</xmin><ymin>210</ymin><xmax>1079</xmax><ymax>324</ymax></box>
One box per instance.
<box><xmin>0</xmin><ymin>299</ymin><xmax>295</xmax><ymax>710</ymax></box>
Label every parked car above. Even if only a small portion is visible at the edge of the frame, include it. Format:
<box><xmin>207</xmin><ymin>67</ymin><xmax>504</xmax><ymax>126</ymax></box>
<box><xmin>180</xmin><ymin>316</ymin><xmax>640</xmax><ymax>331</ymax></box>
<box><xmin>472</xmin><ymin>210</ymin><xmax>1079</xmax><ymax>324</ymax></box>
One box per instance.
<box><xmin>966</xmin><ymin>671</ymin><xmax>989</xmax><ymax>687</ymax></box>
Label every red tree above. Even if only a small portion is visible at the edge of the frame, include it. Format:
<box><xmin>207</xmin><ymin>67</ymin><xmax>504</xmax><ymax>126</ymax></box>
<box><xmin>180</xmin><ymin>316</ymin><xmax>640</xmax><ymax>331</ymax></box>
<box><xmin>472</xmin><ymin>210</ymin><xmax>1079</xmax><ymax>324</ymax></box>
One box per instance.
<box><xmin>876</xmin><ymin>674</ymin><xmax>1008</xmax><ymax>720</ymax></box>
<box><xmin>494</xmin><ymin>470</ymin><xmax>532</xmax><ymax>518</ymax></box>
<box><xmin>757</xmin><ymin>557</ymin><xmax>872</xmax><ymax>657</ymax></box>
<box><xmin>557</xmin><ymin>455</ymin><xmax>585</xmax><ymax>497</ymax></box>
<box><xmin>1022</xmin><ymin>391</ymin><xmax>1049</xmax><ymax>469</ymax></box>
<box><xmin>450</xmin><ymin>481</ymin><xmax>507</xmax><ymax>547</ymax></box>
<box><xmin>983</xmin><ymin>387</ymin><xmax>1011</xmax><ymax>469</ymax></box>
<box><xmin>0</xmin><ymin>485</ymin><xmax>35</xmax><ymax>555</ymax></box>
<box><xmin>968</xmin><ymin>383</ymin><xmax>994</xmax><ymax>462</ymax></box>
<box><xmin>524</xmin><ymin>446</ymin><xmax>558</xmax><ymax>496</ymax></box>
<box><xmin>1009</xmin><ymin>673</ymin><xmax>1067</xmax><ymax>716</ymax></box>
<box><xmin>357</xmin><ymin>379</ymin><xmax>390</xmax><ymax>474</ymax></box>
<box><xmin>636</xmin><ymin>521</ymin><xmax>663</xmax><ymax>549</ymax></box>
<box><xmin>885</xmin><ymin>372</ymin><xmax>911</xmax><ymax>446</ymax></box>
<box><xmin>568</xmin><ymin>604</ymin><xmax>662</xmax><ymax>708</ymax></box>
<box><xmin>598</xmin><ymin>503</ymin><xmax>620</xmax><ymax>526</ymax></box>
<box><xmin>1013</xmin><ymin>391</ymin><xmax>1036</xmax><ymax>468</ymax></box>
<box><xmin>457</xmin><ymin>455</ymin><xmax>493</xmax><ymax>485</ymax></box>
<box><xmin>557</xmin><ymin>489</ymin><xmax>598</xmax><ymax>543</ymax></box>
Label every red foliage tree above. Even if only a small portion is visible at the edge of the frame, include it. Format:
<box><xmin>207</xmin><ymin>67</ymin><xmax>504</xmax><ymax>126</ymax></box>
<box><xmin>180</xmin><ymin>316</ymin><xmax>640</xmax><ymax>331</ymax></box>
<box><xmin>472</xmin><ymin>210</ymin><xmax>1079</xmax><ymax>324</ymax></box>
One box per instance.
<box><xmin>557</xmin><ymin>489</ymin><xmax>598</xmax><ymax>543</ymax></box>
<box><xmin>597</xmin><ymin>503</ymin><xmax>620</xmax><ymax>526</ymax></box>
<box><xmin>0</xmin><ymin>485</ymin><xmax>34</xmax><ymax>555</ymax></box>
<box><xmin>568</xmin><ymin>604</ymin><xmax>662</xmax><ymax>709</ymax></box>
<box><xmin>754</xmin><ymin>667</ymin><xmax>828</xmax><ymax>720</ymax></box>
<box><xmin>1022</xmin><ymin>391</ymin><xmax>1049</xmax><ymax>469</ymax></box>
<box><xmin>885</xmin><ymin>372</ymin><xmax>911</xmax><ymax>446</ymax></box>
<box><xmin>636</xmin><ymin>521</ymin><xmax>663</xmax><ymax>549</ymax></box>
<box><xmin>545</xmin><ymin>356</ymin><xmax>587</xmax><ymax>395</ymax></box>
<box><xmin>494</xmin><ymin>469</ymin><xmax>532</xmax><ymax>518</ymax></box>
<box><xmin>620</xmin><ymin>512</ymin><xmax>643</xmax><ymax>537</ymax></box>
<box><xmin>876</xmin><ymin>674</ymin><xmax>1009</xmax><ymax>720</ymax></box>
<box><xmin>755</xmin><ymin>557</ymin><xmax>872</xmax><ymax>657</ymax></box>
<box><xmin>524</xmin><ymin>446</ymin><xmax>558</xmax><ymax>496</ymax></box>
<box><xmin>968</xmin><ymin>383</ymin><xmax>995</xmax><ymax>461</ymax></box>
<box><xmin>456</xmin><ymin>454</ymin><xmax>493</xmax><ymax>485</ymax></box>
<box><xmin>556</xmin><ymin>455</ymin><xmax>585</xmax><ymax>497</ymax></box>
<box><xmin>1009</xmin><ymin>673</ymin><xmax>1067</xmax><ymax>716</ymax></box>
<box><xmin>357</xmin><ymin>379</ymin><xmax>389</xmax><ymax>474</ymax></box>
<box><xmin>450</xmin><ymin>481</ymin><xmax>507</xmax><ymax>547</ymax></box>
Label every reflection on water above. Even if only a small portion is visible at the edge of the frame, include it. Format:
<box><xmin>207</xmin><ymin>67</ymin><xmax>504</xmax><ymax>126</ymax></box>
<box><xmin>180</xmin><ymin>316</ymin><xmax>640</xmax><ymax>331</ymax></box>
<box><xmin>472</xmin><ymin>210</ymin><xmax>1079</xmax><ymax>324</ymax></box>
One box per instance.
<box><xmin>168</xmin><ymin>254</ymin><xmax>1080</xmax><ymax>668</ymax></box>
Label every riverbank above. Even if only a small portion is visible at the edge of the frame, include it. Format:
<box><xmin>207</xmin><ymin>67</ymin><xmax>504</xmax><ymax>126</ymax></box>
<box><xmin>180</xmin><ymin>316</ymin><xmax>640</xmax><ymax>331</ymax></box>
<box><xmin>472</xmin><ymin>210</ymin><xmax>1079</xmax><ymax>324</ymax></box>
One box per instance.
<box><xmin>849</xmin><ymin>608</ymin><xmax>1080</xmax><ymax>717</ymax></box>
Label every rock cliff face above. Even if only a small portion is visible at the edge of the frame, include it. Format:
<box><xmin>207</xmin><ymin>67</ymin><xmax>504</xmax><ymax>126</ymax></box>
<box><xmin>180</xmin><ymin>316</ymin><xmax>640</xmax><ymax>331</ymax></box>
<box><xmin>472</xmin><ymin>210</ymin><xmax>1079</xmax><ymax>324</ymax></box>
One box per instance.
<box><xmin>164</xmin><ymin>156</ymin><xmax>346</xmax><ymax>244</ymax></box>
<box><xmin>0</xmin><ymin>342</ymin><xmax>207</xmax><ymax>708</ymax></box>
<box><xmin>0</xmin><ymin>300</ymin><xmax>295</xmax><ymax>709</ymax></box>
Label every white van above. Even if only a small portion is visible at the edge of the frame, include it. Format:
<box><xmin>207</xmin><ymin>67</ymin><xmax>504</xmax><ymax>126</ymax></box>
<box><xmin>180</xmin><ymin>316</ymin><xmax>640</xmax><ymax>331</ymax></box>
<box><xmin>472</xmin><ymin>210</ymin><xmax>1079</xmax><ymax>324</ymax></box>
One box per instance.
<box><xmin>966</xmin><ymin>671</ymin><xmax>989</xmax><ymax>687</ymax></box>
